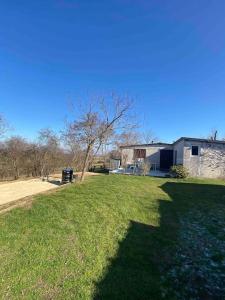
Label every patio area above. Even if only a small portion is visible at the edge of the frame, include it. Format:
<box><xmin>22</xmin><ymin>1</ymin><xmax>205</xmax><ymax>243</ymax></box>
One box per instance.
<box><xmin>109</xmin><ymin>167</ymin><xmax>170</xmax><ymax>177</ymax></box>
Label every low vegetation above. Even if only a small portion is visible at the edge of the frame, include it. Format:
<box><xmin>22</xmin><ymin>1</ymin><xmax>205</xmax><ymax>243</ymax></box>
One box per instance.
<box><xmin>170</xmin><ymin>164</ymin><xmax>189</xmax><ymax>178</ymax></box>
<box><xmin>0</xmin><ymin>175</ymin><xmax>225</xmax><ymax>299</ymax></box>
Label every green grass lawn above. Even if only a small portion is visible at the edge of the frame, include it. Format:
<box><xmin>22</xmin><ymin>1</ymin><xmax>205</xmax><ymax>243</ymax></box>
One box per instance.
<box><xmin>0</xmin><ymin>175</ymin><xmax>225</xmax><ymax>299</ymax></box>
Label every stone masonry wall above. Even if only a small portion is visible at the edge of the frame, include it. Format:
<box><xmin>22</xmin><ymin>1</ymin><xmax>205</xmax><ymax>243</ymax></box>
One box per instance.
<box><xmin>183</xmin><ymin>141</ymin><xmax>225</xmax><ymax>178</ymax></box>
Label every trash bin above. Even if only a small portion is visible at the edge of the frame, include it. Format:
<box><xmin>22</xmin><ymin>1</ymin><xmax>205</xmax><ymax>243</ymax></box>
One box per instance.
<box><xmin>62</xmin><ymin>168</ymin><xmax>73</xmax><ymax>184</ymax></box>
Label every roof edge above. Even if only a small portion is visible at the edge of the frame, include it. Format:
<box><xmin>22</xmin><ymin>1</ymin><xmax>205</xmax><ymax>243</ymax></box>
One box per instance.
<box><xmin>173</xmin><ymin>137</ymin><xmax>225</xmax><ymax>145</ymax></box>
<box><xmin>120</xmin><ymin>142</ymin><xmax>172</xmax><ymax>148</ymax></box>
<box><xmin>120</xmin><ymin>137</ymin><xmax>225</xmax><ymax>149</ymax></box>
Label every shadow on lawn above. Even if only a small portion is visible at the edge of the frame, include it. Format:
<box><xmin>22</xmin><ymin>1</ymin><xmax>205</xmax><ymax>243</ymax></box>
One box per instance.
<box><xmin>93</xmin><ymin>181</ymin><xmax>225</xmax><ymax>300</ymax></box>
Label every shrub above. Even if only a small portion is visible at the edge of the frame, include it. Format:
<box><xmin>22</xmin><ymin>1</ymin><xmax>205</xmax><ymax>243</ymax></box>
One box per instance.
<box><xmin>170</xmin><ymin>165</ymin><xmax>189</xmax><ymax>179</ymax></box>
<box><xmin>140</xmin><ymin>159</ymin><xmax>151</xmax><ymax>176</ymax></box>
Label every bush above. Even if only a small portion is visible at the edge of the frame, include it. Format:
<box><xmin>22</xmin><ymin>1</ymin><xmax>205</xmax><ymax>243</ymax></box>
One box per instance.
<box><xmin>170</xmin><ymin>165</ymin><xmax>189</xmax><ymax>179</ymax></box>
<box><xmin>140</xmin><ymin>159</ymin><xmax>151</xmax><ymax>176</ymax></box>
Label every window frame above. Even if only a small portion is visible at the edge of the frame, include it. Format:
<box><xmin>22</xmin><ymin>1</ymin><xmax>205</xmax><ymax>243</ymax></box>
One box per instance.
<box><xmin>133</xmin><ymin>149</ymin><xmax>146</xmax><ymax>159</ymax></box>
<box><xmin>191</xmin><ymin>145</ymin><xmax>199</xmax><ymax>156</ymax></box>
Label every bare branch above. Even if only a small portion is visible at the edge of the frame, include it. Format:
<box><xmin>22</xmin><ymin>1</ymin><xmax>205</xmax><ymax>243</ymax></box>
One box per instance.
<box><xmin>0</xmin><ymin>114</ymin><xmax>9</xmax><ymax>138</ymax></box>
<box><xmin>62</xmin><ymin>93</ymin><xmax>134</xmax><ymax>181</ymax></box>
<box><xmin>142</xmin><ymin>130</ymin><xmax>159</xmax><ymax>144</ymax></box>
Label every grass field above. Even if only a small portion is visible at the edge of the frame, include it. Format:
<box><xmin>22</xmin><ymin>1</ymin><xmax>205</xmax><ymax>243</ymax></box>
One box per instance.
<box><xmin>0</xmin><ymin>175</ymin><xmax>225</xmax><ymax>299</ymax></box>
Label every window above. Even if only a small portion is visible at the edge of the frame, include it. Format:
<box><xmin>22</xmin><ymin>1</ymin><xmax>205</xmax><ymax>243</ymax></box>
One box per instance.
<box><xmin>133</xmin><ymin>149</ymin><xmax>146</xmax><ymax>159</ymax></box>
<box><xmin>191</xmin><ymin>146</ymin><xmax>199</xmax><ymax>156</ymax></box>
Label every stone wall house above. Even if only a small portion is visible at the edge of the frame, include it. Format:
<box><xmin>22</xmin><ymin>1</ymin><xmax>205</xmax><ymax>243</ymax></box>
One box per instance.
<box><xmin>120</xmin><ymin>137</ymin><xmax>225</xmax><ymax>178</ymax></box>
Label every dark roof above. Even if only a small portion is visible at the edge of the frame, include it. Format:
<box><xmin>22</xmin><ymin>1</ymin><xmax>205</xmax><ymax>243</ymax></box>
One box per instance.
<box><xmin>174</xmin><ymin>137</ymin><xmax>225</xmax><ymax>145</ymax></box>
<box><xmin>120</xmin><ymin>137</ymin><xmax>225</xmax><ymax>149</ymax></box>
<box><xmin>120</xmin><ymin>142</ymin><xmax>172</xmax><ymax>149</ymax></box>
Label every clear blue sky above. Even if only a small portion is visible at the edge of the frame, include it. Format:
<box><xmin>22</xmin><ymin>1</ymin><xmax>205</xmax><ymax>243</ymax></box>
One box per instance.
<box><xmin>1</xmin><ymin>0</ymin><xmax>225</xmax><ymax>142</ymax></box>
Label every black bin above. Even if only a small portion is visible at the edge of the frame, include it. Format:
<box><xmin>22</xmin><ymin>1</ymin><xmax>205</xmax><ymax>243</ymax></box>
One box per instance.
<box><xmin>62</xmin><ymin>168</ymin><xmax>73</xmax><ymax>184</ymax></box>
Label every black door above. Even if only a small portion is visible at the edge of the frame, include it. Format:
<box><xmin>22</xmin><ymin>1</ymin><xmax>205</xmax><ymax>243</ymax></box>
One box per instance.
<box><xmin>160</xmin><ymin>150</ymin><xmax>174</xmax><ymax>170</ymax></box>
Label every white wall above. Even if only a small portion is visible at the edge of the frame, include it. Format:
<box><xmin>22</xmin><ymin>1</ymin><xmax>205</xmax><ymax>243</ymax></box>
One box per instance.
<box><xmin>183</xmin><ymin>141</ymin><xmax>225</xmax><ymax>178</ymax></box>
<box><xmin>121</xmin><ymin>140</ymin><xmax>225</xmax><ymax>178</ymax></box>
<box><xmin>121</xmin><ymin>145</ymin><xmax>173</xmax><ymax>168</ymax></box>
<box><xmin>183</xmin><ymin>141</ymin><xmax>201</xmax><ymax>177</ymax></box>
<box><xmin>173</xmin><ymin>139</ymin><xmax>184</xmax><ymax>165</ymax></box>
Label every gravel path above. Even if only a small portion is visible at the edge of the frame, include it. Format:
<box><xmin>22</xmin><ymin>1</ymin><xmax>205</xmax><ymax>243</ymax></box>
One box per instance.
<box><xmin>0</xmin><ymin>172</ymin><xmax>101</xmax><ymax>208</ymax></box>
<box><xmin>0</xmin><ymin>179</ymin><xmax>59</xmax><ymax>206</ymax></box>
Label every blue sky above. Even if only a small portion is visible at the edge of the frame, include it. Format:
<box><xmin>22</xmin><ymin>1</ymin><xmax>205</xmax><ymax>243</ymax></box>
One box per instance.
<box><xmin>1</xmin><ymin>0</ymin><xmax>225</xmax><ymax>142</ymax></box>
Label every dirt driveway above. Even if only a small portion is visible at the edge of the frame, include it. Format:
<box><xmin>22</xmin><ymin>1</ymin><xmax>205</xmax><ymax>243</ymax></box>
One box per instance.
<box><xmin>0</xmin><ymin>172</ymin><xmax>101</xmax><ymax>209</ymax></box>
<box><xmin>0</xmin><ymin>179</ymin><xmax>60</xmax><ymax>207</ymax></box>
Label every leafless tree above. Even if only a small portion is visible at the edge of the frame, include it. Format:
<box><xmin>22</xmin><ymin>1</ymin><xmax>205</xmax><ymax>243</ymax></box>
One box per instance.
<box><xmin>109</xmin><ymin>129</ymin><xmax>140</xmax><ymax>162</ymax></box>
<box><xmin>140</xmin><ymin>158</ymin><xmax>151</xmax><ymax>176</ymax></box>
<box><xmin>142</xmin><ymin>130</ymin><xmax>158</xmax><ymax>144</ymax></box>
<box><xmin>63</xmin><ymin>93</ymin><xmax>133</xmax><ymax>181</ymax></box>
<box><xmin>0</xmin><ymin>114</ymin><xmax>8</xmax><ymax>138</ymax></box>
<box><xmin>114</xmin><ymin>129</ymin><xmax>158</xmax><ymax>150</ymax></box>
<box><xmin>207</xmin><ymin>129</ymin><xmax>218</xmax><ymax>141</ymax></box>
<box><xmin>25</xmin><ymin>143</ymin><xmax>42</xmax><ymax>177</ymax></box>
<box><xmin>61</xmin><ymin>129</ymin><xmax>86</xmax><ymax>171</ymax></box>
<box><xmin>0</xmin><ymin>122</ymin><xmax>72</xmax><ymax>181</ymax></box>
<box><xmin>37</xmin><ymin>128</ymin><xmax>60</xmax><ymax>179</ymax></box>
<box><xmin>115</xmin><ymin>130</ymin><xmax>141</xmax><ymax>147</ymax></box>
<box><xmin>4</xmin><ymin>136</ymin><xmax>28</xmax><ymax>180</ymax></box>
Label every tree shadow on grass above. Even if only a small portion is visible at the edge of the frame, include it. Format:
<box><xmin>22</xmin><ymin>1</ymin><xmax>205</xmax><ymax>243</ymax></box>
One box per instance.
<box><xmin>93</xmin><ymin>181</ymin><xmax>225</xmax><ymax>300</ymax></box>
<box><xmin>93</xmin><ymin>221</ymin><xmax>161</xmax><ymax>300</ymax></box>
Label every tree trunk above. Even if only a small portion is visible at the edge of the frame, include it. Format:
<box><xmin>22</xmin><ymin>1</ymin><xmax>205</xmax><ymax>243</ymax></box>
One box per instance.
<box><xmin>80</xmin><ymin>144</ymin><xmax>92</xmax><ymax>182</ymax></box>
<box><xmin>13</xmin><ymin>160</ymin><xmax>19</xmax><ymax>180</ymax></box>
<box><xmin>41</xmin><ymin>164</ymin><xmax>45</xmax><ymax>179</ymax></box>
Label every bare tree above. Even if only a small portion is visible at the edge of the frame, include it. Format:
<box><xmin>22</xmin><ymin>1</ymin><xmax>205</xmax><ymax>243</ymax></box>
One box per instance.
<box><xmin>115</xmin><ymin>130</ymin><xmax>141</xmax><ymax>147</ymax></box>
<box><xmin>4</xmin><ymin>136</ymin><xmax>28</xmax><ymax>180</ymax></box>
<box><xmin>109</xmin><ymin>129</ymin><xmax>140</xmax><ymax>162</ymax></box>
<box><xmin>0</xmin><ymin>120</ymin><xmax>71</xmax><ymax>181</ymax></box>
<box><xmin>114</xmin><ymin>129</ymin><xmax>158</xmax><ymax>149</ymax></box>
<box><xmin>207</xmin><ymin>129</ymin><xmax>218</xmax><ymax>141</ymax></box>
<box><xmin>142</xmin><ymin>130</ymin><xmax>158</xmax><ymax>144</ymax></box>
<box><xmin>0</xmin><ymin>114</ymin><xmax>8</xmax><ymax>138</ymax></box>
<box><xmin>140</xmin><ymin>158</ymin><xmax>151</xmax><ymax>176</ymax></box>
<box><xmin>61</xmin><ymin>129</ymin><xmax>86</xmax><ymax>171</ymax></box>
<box><xmin>63</xmin><ymin>94</ymin><xmax>133</xmax><ymax>181</ymax></box>
<box><xmin>25</xmin><ymin>143</ymin><xmax>42</xmax><ymax>177</ymax></box>
<box><xmin>37</xmin><ymin>128</ymin><xmax>59</xmax><ymax>179</ymax></box>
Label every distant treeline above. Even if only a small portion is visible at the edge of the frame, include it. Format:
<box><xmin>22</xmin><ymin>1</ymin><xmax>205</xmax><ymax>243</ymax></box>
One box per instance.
<box><xmin>0</xmin><ymin>93</ymin><xmax>141</xmax><ymax>181</ymax></box>
<box><xmin>0</xmin><ymin>129</ymin><xmax>85</xmax><ymax>181</ymax></box>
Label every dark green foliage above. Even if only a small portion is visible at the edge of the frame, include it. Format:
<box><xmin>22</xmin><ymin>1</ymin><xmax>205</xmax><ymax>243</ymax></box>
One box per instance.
<box><xmin>170</xmin><ymin>164</ymin><xmax>189</xmax><ymax>178</ymax></box>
